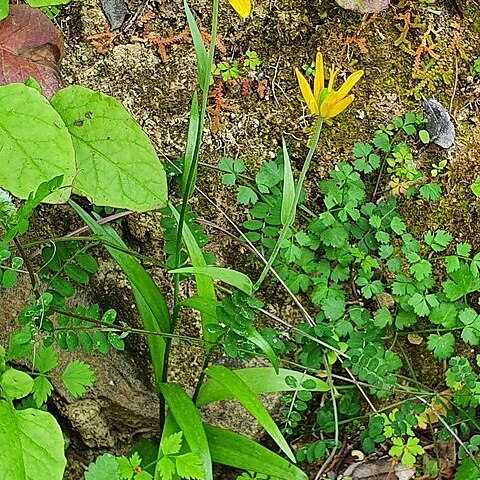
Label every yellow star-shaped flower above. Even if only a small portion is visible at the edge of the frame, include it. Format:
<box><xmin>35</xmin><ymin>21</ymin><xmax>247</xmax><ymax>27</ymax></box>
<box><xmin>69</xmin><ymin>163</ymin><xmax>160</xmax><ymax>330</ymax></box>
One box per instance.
<box><xmin>295</xmin><ymin>52</ymin><xmax>363</xmax><ymax>119</ymax></box>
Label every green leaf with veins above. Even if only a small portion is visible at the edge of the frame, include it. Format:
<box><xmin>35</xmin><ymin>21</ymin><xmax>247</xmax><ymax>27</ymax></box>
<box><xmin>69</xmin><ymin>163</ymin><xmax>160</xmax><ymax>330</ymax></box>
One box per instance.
<box><xmin>175</xmin><ymin>452</ymin><xmax>205</xmax><ymax>479</ymax></box>
<box><xmin>0</xmin><ymin>84</ymin><xmax>75</xmax><ymax>203</ymax></box>
<box><xmin>33</xmin><ymin>346</ymin><xmax>58</xmax><ymax>373</ymax></box>
<box><xmin>61</xmin><ymin>360</ymin><xmax>96</xmax><ymax>397</ymax></box>
<box><xmin>51</xmin><ymin>86</ymin><xmax>167</xmax><ymax>212</ymax></box>
<box><xmin>33</xmin><ymin>376</ymin><xmax>54</xmax><ymax>407</ymax></box>
<box><xmin>443</xmin><ymin>264</ymin><xmax>480</xmax><ymax>301</ymax></box>
<box><xmin>427</xmin><ymin>333</ymin><xmax>455</xmax><ymax>359</ymax></box>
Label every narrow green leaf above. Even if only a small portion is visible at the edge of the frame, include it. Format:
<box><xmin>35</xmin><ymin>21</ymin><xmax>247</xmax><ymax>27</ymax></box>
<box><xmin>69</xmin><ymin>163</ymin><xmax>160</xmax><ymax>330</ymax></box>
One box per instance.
<box><xmin>170</xmin><ymin>205</ymin><xmax>218</xmax><ymax>351</ymax></box>
<box><xmin>184</xmin><ymin>0</ymin><xmax>209</xmax><ymax>91</ymax></box>
<box><xmin>159</xmin><ymin>383</ymin><xmax>212</xmax><ymax>480</ymax></box>
<box><xmin>281</xmin><ymin>138</ymin><xmax>295</xmax><ymax>226</ymax></box>
<box><xmin>51</xmin><ymin>86</ymin><xmax>167</xmax><ymax>212</ymax></box>
<box><xmin>196</xmin><ymin>367</ymin><xmax>329</xmax><ymax>406</ymax></box>
<box><xmin>245</xmin><ymin>329</ymin><xmax>279</xmax><ymax>373</ymax></box>
<box><xmin>170</xmin><ymin>266</ymin><xmax>253</xmax><ymax>295</ymax></box>
<box><xmin>70</xmin><ymin>201</ymin><xmax>170</xmax><ymax>394</ymax></box>
<box><xmin>182</xmin><ymin>93</ymin><xmax>200</xmax><ymax>199</ymax></box>
<box><xmin>204</xmin><ymin>424</ymin><xmax>307</xmax><ymax>480</ymax></box>
<box><xmin>26</xmin><ymin>0</ymin><xmax>71</xmax><ymax>6</ymax></box>
<box><xmin>204</xmin><ymin>365</ymin><xmax>296</xmax><ymax>462</ymax></box>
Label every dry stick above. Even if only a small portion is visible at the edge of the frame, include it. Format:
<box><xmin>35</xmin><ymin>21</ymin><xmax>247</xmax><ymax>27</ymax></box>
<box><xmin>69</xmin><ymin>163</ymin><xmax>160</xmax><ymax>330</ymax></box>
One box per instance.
<box><xmin>13</xmin><ymin>237</ymin><xmax>40</xmax><ymax>298</ymax></box>
<box><xmin>450</xmin><ymin>55</ymin><xmax>459</xmax><ymax>113</ymax></box>
<box><xmin>66</xmin><ymin>210</ymin><xmax>133</xmax><ymax>237</ymax></box>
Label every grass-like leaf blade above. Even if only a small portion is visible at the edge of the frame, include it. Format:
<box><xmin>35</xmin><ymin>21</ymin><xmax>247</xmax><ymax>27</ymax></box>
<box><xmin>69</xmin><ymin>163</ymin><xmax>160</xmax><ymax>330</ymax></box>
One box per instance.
<box><xmin>203</xmin><ymin>365</ymin><xmax>296</xmax><ymax>462</ymax></box>
<box><xmin>196</xmin><ymin>367</ymin><xmax>329</xmax><ymax>406</ymax></box>
<box><xmin>204</xmin><ymin>424</ymin><xmax>307</xmax><ymax>480</ymax></box>
<box><xmin>70</xmin><ymin>201</ymin><xmax>170</xmax><ymax>394</ymax></box>
<box><xmin>170</xmin><ymin>266</ymin><xmax>253</xmax><ymax>295</ymax></box>
<box><xmin>158</xmin><ymin>383</ymin><xmax>212</xmax><ymax>480</ymax></box>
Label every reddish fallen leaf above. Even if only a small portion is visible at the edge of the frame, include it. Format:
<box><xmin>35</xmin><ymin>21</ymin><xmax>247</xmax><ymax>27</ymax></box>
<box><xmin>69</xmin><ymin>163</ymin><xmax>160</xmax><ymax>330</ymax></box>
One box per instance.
<box><xmin>0</xmin><ymin>5</ymin><xmax>64</xmax><ymax>98</ymax></box>
<box><xmin>240</xmin><ymin>79</ymin><xmax>254</xmax><ymax>96</ymax></box>
<box><xmin>257</xmin><ymin>79</ymin><xmax>268</xmax><ymax>99</ymax></box>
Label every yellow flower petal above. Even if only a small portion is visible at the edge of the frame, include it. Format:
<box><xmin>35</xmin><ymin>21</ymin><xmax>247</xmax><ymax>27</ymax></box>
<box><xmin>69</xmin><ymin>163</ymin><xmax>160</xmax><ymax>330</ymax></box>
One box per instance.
<box><xmin>228</xmin><ymin>0</ymin><xmax>251</xmax><ymax>17</ymax></box>
<box><xmin>295</xmin><ymin>68</ymin><xmax>318</xmax><ymax>115</ymax></box>
<box><xmin>336</xmin><ymin>70</ymin><xmax>364</xmax><ymax>100</ymax></box>
<box><xmin>320</xmin><ymin>94</ymin><xmax>354</xmax><ymax>119</ymax></box>
<box><xmin>327</xmin><ymin>66</ymin><xmax>338</xmax><ymax>91</ymax></box>
<box><xmin>314</xmin><ymin>52</ymin><xmax>324</xmax><ymax>101</ymax></box>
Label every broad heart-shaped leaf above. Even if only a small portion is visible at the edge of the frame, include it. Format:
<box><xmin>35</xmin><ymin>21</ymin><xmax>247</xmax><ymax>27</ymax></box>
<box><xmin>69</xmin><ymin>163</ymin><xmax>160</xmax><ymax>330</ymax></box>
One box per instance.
<box><xmin>0</xmin><ymin>5</ymin><xmax>64</xmax><ymax>98</ymax></box>
<box><xmin>0</xmin><ymin>400</ymin><xmax>66</xmax><ymax>479</ymax></box>
<box><xmin>203</xmin><ymin>365</ymin><xmax>296</xmax><ymax>463</ymax></box>
<box><xmin>204</xmin><ymin>424</ymin><xmax>307</xmax><ymax>480</ymax></box>
<box><xmin>0</xmin><ymin>84</ymin><xmax>75</xmax><ymax>203</ymax></box>
<box><xmin>196</xmin><ymin>367</ymin><xmax>329</xmax><ymax>406</ymax></box>
<box><xmin>158</xmin><ymin>383</ymin><xmax>212</xmax><ymax>480</ymax></box>
<box><xmin>51</xmin><ymin>86</ymin><xmax>167</xmax><ymax>212</ymax></box>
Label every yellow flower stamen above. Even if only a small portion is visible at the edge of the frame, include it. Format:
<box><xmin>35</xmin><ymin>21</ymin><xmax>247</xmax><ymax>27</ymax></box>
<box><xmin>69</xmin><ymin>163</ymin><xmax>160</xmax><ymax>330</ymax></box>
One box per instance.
<box><xmin>295</xmin><ymin>53</ymin><xmax>363</xmax><ymax>120</ymax></box>
<box><xmin>228</xmin><ymin>0</ymin><xmax>251</xmax><ymax>17</ymax></box>
<box><xmin>327</xmin><ymin>66</ymin><xmax>338</xmax><ymax>91</ymax></box>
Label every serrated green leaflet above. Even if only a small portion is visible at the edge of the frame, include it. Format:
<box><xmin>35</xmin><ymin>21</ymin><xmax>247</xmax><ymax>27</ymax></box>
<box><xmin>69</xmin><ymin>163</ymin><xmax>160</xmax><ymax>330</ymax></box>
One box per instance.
<box><xmin>0</xmin><ymin>84</ymin><xmax>75</xmax><ymax>203</ymax></box>
<box><xmin>51</xmin><ymin>86</ymin><xmax>167</xmax><ymax>212</ymax></box>
<box><xmin>0</xmin><ymin>400</ymin><xmax>66</xmax><ymax>479</ymax></box>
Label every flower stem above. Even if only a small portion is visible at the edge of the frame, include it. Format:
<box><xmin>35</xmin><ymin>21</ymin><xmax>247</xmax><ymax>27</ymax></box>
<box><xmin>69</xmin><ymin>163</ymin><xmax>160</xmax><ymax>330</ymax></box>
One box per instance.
<box><xmin>253</xmin><ymin>118</ymin><xmax>324</xmax><ymax>292</ymax></box>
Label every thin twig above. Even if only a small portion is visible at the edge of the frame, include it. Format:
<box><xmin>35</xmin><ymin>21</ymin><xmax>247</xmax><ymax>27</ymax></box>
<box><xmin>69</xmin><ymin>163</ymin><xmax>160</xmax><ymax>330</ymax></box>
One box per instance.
<box><xmin>66</xmin><ymin>210</ymin><xmax>133</xmax><ymax>237</ymax></box>
<box><xmin>13</xmin><ymin>237</ymin><xmax>39</xmax><ymax>298</ymax></box>
<box><xmin>450</xmin><ymin>55</ymin><xmax>458</xmax><ymax>113</ymax></box>
<box><xmin>315</xmin><ymin>357</ymin><xmax>340</xmax><ymax>479</ymax></box>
